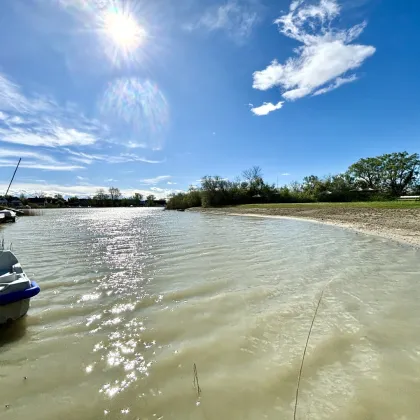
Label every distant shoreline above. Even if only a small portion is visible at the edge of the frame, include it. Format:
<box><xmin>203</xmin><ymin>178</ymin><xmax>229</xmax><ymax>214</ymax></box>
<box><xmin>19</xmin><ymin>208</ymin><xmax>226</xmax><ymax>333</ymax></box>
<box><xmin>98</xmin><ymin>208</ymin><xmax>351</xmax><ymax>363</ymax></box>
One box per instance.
<box><xmin>188</xmin><ymin>206</ymin><xmax>420</xmax><ymax>248</ymax></box>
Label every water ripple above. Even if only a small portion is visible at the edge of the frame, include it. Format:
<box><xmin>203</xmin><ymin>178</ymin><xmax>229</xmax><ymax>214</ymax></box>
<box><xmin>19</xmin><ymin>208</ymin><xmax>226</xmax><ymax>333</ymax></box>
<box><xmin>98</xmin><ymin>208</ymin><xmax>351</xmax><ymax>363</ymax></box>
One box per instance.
<box><xmin>1</xmin><ymin>208</ymin><xmax>420</xmax><ymax>420</ymax></box>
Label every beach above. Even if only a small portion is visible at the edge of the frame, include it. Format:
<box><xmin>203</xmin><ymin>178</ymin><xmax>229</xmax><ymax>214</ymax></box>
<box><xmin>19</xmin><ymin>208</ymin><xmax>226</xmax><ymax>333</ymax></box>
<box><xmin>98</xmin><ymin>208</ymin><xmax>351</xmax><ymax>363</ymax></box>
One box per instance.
<box><xmin>189</xmin><ymin>205</ymin><xmax>420</xmax><ymax>248</ymax></box>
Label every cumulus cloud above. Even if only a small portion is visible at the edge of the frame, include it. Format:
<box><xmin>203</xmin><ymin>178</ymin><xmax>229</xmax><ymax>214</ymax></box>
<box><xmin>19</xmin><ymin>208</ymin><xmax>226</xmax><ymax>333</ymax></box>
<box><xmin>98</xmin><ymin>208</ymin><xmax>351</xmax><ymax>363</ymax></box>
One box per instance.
<box><xmin>186</xmin><ymin>0</ymin><xmax>260</xmax><ymax>42</ymax></box>
<box><xmin>251</xmin><ymin>0</ymin><xmax>375</xmax><ymax>114</ymax></box>
<box><xmin>250</xmin><ymin>101</ymin><xmax>284</xmax><ymax>116</ymax></box>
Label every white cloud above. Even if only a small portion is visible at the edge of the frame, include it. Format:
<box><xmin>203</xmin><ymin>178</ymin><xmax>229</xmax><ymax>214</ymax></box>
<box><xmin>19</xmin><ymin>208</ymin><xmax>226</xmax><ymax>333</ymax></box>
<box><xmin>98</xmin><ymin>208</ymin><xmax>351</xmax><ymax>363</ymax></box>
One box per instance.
<box><xmin>167</xmin><ymin>181</ymin><xmax>177</xmax><ymax>185</ymax></box>
<box><xmin>9</xmin><ymin>116</ymin><xmax>24</xmax><ymax>124</ymax></box>
<box><xmin>0</xmin><ymin>125</ymin><xmax>96</xmax><ymax>147</ymax></box>
<box><xmin>77</xmin><ymin>176</ymin><xmax>88</xmax><ymax>181</ymax></box>
<box><xmin>110</xmin><ymin>154</ymin><xmax>163</xmax><ymax>164</ymax></box>
<box><xmin>250</xmin><ymin>101</ymin><xmax>284</xmax><ymax>116</ymax></box>
<box><xmin>140</xmin><ymin>175</ymin><xmax>171</xmax><ymax>185</ymax></box>
<box><xmin>281</xmin><ymin>173</ymin><xmax>290</xmax><ymax>176</ymax></box>
<box><xmin>65</xmin><ymin>149</ymin><xmax>163</xmax><ymax>165</ymax></box>
<box><xmin>126</xmin><ymin>141</ymin><xmax>147</xmax><ymax>149</ymax></box>
<box><xmin>0</xmin><ymin>148</ymin><xmax>55</xmax><ymax>163</ymax></box>
<box><xmin>187</xmin><ymin>0</ymin><xmax>260</xmax><ymax>42</ymax></box>
<box><xmin>0</xmin><ymin>159</ymin><xmax>82</xmax><ymax>171</ymax></box>
<box><xmin>0</xmin><ymin>71</ymin><xmax>102</xmax><ymax>147</ymax></box>
<box><xmin>0</xmin><ymin>148</ymin><xmax>83</xmax><ymax>171</ymax></box>
<box><xmin>251</xmin><ymin>0</ymin><xmax>375</xmax><ymax>113</ymax></box>
<box><xmin>0</xmin><ymin>73</ymin><xmax>31</xmax><ymax>113</ymax></box>
<box><xmin>312</xmin><ymin>74</ymin><xmax>358</xmax><ymax>96</ymax></box>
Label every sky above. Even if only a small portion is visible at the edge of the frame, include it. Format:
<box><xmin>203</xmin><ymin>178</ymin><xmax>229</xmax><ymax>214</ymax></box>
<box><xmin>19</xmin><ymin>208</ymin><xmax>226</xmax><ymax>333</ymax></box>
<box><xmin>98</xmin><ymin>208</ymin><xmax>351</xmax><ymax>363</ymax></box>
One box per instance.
<box><xmin>0</xmin><ymin>0</ymin><xmax>419</xmax><ymax>198</ymax></box>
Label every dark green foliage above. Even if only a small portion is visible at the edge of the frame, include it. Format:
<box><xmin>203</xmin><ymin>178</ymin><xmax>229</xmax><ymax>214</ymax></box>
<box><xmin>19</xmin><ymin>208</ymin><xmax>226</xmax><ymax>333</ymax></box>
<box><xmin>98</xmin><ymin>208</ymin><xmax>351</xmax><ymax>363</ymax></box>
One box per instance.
<box><xmin>166</xmin><ymin>152</ymin><xmax>420</xmax><ymax>210</ymax></box>
<box><xmin>348</xmin><ymin>152</ymin><xmax>420</xmax><ymax>196</ymax></box>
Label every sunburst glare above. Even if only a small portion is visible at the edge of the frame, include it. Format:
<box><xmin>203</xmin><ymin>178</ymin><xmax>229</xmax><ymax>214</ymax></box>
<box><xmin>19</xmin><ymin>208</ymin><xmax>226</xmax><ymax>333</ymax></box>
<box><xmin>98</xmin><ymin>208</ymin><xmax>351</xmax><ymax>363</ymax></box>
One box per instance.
<box><xmin>103</xmin><ymin>7</ymin><xmax>146</xmax><ymax>53</ymax></box>
<box><xmin>90</xmin><ymin>1</ymin><xmax>149</xmax><ymax>66</ymax></box>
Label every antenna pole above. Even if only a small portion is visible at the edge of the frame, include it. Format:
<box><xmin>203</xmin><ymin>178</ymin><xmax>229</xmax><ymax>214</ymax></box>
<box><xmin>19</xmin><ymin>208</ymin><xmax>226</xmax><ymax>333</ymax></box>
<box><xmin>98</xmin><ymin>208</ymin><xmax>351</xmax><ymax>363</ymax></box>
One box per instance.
<box><xmin>5</xmin><ymin>158</ymin><xmax>21</xmax><ymax>197</ymax></box>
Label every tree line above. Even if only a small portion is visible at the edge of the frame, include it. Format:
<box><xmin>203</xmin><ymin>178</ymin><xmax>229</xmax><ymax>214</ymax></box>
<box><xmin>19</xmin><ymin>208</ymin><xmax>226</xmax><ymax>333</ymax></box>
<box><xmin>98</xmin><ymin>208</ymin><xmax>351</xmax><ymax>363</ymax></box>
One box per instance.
<box><xmin>2</xmin><ymin>187</ymin><xmax>162</xmax><ymax>208</ymax></box>
<box><xmin>167</xmin><ymin>152</ymin><xmax>420</xmax><ymax>210</ymax></box>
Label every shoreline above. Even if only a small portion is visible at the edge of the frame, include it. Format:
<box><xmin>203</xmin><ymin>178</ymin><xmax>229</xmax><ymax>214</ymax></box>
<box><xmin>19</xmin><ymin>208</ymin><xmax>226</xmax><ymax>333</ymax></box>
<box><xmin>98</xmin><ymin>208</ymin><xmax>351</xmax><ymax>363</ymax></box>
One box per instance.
<box><xmin>188</xmin><ymin>207</ymin><xmax>420</xmax><ymax>249</ymax></box>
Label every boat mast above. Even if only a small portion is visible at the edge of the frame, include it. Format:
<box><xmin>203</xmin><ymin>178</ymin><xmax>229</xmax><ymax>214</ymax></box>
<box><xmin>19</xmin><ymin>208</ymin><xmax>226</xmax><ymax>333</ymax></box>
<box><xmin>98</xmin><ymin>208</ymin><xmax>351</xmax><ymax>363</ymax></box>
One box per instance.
<box><xmin>5</xmin><ymin>158</ymin><xmax>22</xmax><ymax>197</ymax></box>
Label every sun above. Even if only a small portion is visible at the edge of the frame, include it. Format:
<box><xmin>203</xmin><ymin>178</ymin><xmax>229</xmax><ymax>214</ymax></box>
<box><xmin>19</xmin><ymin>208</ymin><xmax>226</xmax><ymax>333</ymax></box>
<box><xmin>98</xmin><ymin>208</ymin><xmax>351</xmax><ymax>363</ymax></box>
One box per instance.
<box><xmin>103</xmin><ymin>8</ymin><xmax>146</xmax><ymax>52</ymax></box>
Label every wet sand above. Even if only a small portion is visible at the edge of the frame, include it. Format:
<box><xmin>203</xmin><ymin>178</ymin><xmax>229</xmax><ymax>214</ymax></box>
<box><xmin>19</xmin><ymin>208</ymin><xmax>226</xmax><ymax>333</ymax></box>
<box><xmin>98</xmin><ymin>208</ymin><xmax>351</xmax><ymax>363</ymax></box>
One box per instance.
<box><xmin>190</xmin><ymin>206</ymin><xmax>420</xmax><ymax>248</ymax></box>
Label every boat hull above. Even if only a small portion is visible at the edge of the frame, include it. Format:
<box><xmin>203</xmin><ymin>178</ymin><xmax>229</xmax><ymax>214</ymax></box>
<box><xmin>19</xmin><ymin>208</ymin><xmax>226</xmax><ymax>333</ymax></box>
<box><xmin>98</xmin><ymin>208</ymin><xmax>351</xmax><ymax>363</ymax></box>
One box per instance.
<box><xmin>0</xmin><ymin>298</ymin><xmax>30</xmax><ymax>324</ymax></box>
<box><xmin>0</xmin><ymin>280</ymin><xmax>40</xmax><ymax>306</ymax></box>
<box><xmin>0</xmin><ymin>281</ymin><xmax>40</xmax><ymax>324</ymax></box>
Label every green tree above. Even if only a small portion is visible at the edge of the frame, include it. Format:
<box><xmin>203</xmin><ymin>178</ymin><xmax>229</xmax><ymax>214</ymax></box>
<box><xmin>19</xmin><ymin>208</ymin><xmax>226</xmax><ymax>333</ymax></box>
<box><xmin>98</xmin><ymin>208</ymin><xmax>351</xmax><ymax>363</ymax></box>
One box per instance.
<box><xmin>132</xmin><ymin>192</ymin><xmax>143</xmax><ymax>204</ymax></box>
<box><xmin>348</xmin><ymin>152</ymin><xmax>420</xmax><ymax>196</ymax></box>
<box><xmin>380</xmin><ymin>152</ymin><xmax>420</xmax><ymax>196</ymax></box>
<box><xmin>146</xmin><ymin>194</ymin><xmax>156</xmax><ymax>206</ymax></box>
<box><xmin>68</xmin><ymin>196</ymin><xmax>79</xmax><ymax>205</ymax></box>
<box><xmin>54</xmin><ymin>193</ymin><xmax>66</xmax><ymax>206</ymax></box>
<box><xmin>94</xmin><ymin>189</ymin><xmax>109</xmax><ymax>206</ymax></box>
<box><xmin>347</xmin><ymin>157</ymin><xmax>383</xmax><ymax>190</ymax></box>
<box><xmin>19</xmin><ymin>193</ymin><xmax>27</xmax><ymax>205</ymax></box>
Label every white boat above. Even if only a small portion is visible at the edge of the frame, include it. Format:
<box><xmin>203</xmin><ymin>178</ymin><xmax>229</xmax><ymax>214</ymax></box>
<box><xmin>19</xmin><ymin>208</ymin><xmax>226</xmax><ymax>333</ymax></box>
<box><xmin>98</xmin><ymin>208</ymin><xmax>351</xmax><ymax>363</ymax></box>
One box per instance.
<box><xmin>0</xmin><ymin>210</ymin><xmax>16</xmax><ymax>223</ymax></box>
<box><xmin>0</xmin><ymin>251</ymin><xmax>40</xmax><ymax>324</ymax></box>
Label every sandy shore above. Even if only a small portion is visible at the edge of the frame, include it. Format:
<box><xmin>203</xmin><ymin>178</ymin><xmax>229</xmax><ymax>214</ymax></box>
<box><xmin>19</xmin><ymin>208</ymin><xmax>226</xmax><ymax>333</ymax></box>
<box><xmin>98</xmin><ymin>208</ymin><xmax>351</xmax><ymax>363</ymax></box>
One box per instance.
<box><xmin>189</xmin><ymin>206</ymin><xmax>420</xmax><ymax>248</ymax></box>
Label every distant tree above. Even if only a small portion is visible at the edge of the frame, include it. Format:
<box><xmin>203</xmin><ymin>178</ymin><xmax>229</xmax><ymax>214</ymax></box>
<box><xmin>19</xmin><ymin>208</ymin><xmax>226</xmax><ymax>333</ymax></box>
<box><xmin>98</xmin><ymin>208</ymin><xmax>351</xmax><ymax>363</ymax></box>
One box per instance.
<box><xmin>68</xmin><ymin>196</ymin><xmax>79</xmax><ymax>205</ymax></box>
<box><xmin>132</xmin><ymin>192</ymin><xmax>143</xmax><ymax>204</ymax></box>
<box><xmin>146</xmin><ymin>194</ymin><xmax>156</xmax><ymax>206</ymax></box>
<box><xmin>54</xmin><ymin>193</ymin><xmax>64</xmax><ymax>200</ymax></box>
<box><xmin>19</xmin><ymin>193</ymin><xmax>27</xmax><ymax>205</ymax></box>
<box><xmin>94</xmin><ymin>189</ymin><xmax>109</xmax><ymax>200</ymax></box>
<box><xmin>242</xmin><ymin>166</ymin><xmax>263</xmax><ymax>184</ymax></box>
<box><xmin>108</xmin><ymin>187</ymin><xmax>122</xmax><ymax>202</ymax></box>
<box><xmin>94</xmin><ymin>189</ymin><xmax>109</xmax><ymax>206</ymax></box>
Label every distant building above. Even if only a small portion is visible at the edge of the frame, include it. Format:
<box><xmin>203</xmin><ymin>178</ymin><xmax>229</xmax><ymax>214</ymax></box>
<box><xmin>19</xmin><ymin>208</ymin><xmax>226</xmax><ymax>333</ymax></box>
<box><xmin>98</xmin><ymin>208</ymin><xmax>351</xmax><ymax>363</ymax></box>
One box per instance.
<box><xmin>153</xmin><ymin>199</ymin><xmax>167</xmax><ymax>207</ymax></box>
<box><xmin>10</xmin><ymin>199</ymin><xmax>23</xmax><ymax>208</ymax></box>
<box><xmin>27</xmin><ymin>197</ymin><xmax>46</xmax><ymax>206</ymax></box>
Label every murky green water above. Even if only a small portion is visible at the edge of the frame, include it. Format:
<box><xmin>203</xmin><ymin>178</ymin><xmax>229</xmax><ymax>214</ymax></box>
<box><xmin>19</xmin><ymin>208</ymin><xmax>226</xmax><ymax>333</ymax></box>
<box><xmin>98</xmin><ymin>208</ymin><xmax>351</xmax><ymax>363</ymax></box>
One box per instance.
<box><xmin>1</xmin><ymin>208</ymin><xmax>420</xmax><ymax>419</ymax></box>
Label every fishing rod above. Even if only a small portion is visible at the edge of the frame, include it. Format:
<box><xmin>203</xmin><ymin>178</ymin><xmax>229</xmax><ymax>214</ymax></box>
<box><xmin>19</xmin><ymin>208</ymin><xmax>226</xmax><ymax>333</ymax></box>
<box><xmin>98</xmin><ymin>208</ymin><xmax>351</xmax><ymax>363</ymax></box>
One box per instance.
<box><xmin>5</xmin><ymin>158</ymin><xmax>21</xmax><ymax>197</ymax></box>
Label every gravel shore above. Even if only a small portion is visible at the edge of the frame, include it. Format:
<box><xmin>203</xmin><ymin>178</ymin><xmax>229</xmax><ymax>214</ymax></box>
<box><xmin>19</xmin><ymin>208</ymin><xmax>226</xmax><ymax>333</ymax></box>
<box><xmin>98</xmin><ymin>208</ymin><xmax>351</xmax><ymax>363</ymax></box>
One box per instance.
<box><xmin>189</xmin><ymin>206</ymin><xmax>420</xmax><ymax>248</ymax></box>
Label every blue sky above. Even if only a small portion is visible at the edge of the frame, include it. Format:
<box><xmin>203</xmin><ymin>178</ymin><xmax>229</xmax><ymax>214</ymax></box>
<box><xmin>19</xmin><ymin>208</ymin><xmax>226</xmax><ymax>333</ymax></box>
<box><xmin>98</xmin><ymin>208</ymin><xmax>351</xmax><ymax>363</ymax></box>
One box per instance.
<box><xmin>0</xmin><ymin>0</ymin><xmax>418</xmax><ymax>198</ymax></box>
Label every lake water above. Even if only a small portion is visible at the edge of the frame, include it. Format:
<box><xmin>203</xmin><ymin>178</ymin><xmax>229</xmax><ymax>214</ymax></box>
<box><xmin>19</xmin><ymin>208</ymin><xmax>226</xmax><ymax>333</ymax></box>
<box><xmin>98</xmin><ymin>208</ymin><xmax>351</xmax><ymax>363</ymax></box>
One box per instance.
<box><xmin>1</xmin><ymin>208</ymin><xmax>420</xmax><ymax>420</ymax></box>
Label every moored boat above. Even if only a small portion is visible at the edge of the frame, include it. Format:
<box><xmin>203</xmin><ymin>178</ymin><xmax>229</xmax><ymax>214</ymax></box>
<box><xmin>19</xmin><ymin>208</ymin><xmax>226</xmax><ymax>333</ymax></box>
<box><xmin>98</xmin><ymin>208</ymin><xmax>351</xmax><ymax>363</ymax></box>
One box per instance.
<box><xmin>0</xmin><ymin>250</ymin><xmax>40</xmax><ymax>324</ymax></box>
<box><xmin>0</xmin><ymin>210</ymin><xmax>16</xmax><ymax>223</ymax></box>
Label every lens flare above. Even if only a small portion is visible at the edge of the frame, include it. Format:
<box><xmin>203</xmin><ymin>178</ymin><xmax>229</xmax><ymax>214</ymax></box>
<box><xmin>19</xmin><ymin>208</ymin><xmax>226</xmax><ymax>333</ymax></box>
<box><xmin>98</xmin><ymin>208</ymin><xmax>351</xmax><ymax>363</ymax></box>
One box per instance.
<box><xmin>100</xmin><ymin>78</ymin><xmax>169</xmax><ymax>150</ymax></box>
<box><xmin>103</xmin><ymin>7</ymin><xmax>146</xmax><ymax>53</ymax></box>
